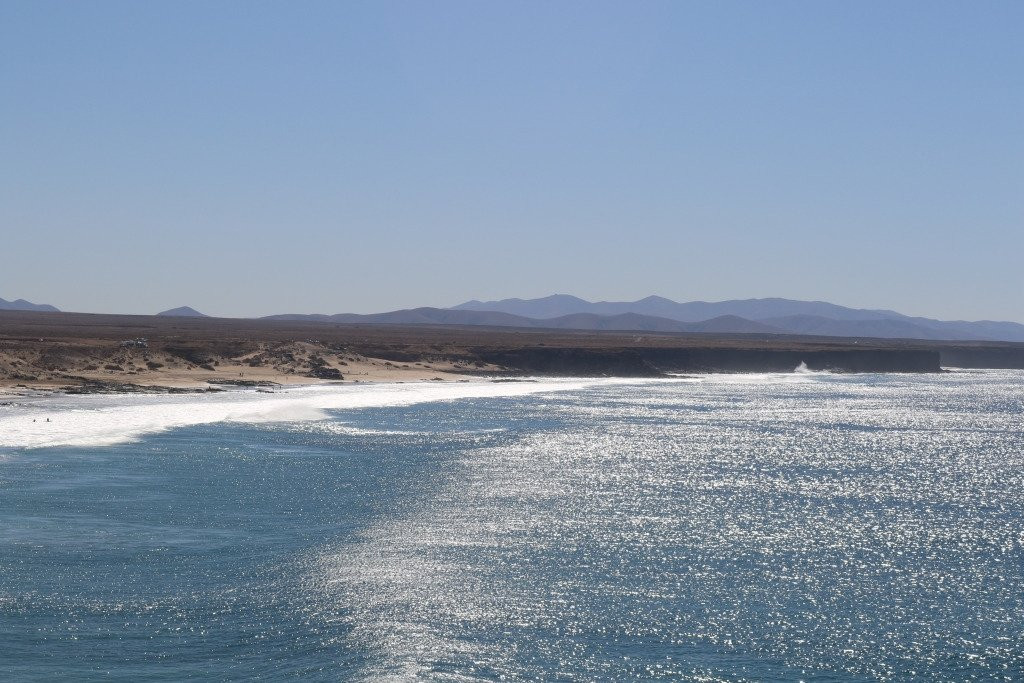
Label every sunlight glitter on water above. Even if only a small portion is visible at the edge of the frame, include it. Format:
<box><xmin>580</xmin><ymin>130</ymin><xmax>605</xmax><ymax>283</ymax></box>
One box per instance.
<box><xmin>304</xmin><ymin>371</ymin><xmax>1024</xmax><ymax>680</ymax></box>
<box><xmin>2</xmin><ymin>371</ymin><xmax>1022</xmax><ymax>680</ymax></box>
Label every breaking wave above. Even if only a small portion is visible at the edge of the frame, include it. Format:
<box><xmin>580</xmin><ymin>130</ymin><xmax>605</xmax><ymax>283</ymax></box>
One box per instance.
<box><xmin>0</xmin><ymin>380</ymin><xmax>594</xmax><ymax>450</ymax></box>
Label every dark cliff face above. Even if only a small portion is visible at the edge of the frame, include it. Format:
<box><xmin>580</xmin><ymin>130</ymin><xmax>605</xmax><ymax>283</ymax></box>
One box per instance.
<box><xmin>639</xmin><ymin>348</ymin><xmax>940</xmax><ymax>374</ymax></box>
<box><xmin>477</xmin><ymin>347</ymin><xmax>941</xmax><ymax>376</ymax></box>
<box><xmin>478</xmin><ymin>348</ymin><xmax>663</xmax><ymax>377</ymax></box>
<box><xmin>938</xmin><ymin>347</ymin><xmax>1024</xmax><ymax>369</ymax></box>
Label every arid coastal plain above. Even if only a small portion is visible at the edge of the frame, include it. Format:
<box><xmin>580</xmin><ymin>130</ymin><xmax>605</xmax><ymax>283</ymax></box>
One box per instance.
<box><xmin>2</xmin><ymin>310</ymin><xmax>1023</xmax><ymax>395</ymax></box>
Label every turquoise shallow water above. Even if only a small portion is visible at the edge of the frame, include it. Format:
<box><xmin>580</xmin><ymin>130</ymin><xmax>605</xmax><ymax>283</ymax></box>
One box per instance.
<box><xmin>1</xmin><ymin>372</ymin><xmax>1022</xmax><ymax>681</ymax></box>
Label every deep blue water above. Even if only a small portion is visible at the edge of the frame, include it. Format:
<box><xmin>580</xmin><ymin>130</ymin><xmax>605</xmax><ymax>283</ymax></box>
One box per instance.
<box><xmin>1</xmin><ymin>372</ymin><xmax>1023</xmax><ymax>681</ymax></box>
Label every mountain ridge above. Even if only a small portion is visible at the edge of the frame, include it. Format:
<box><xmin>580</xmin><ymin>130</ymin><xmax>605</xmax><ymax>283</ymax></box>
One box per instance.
<box><xmin>0</xmin><ymin>297</ymin><xmax>60</xmax><ymax>312</ymax></box>
<box><xmin>265</xmin><ymin>304</ymin><xmax>1024</xmax><ymax>341</ymax></box>
<box><xmin>263</xmin><ymin>307</ymin><xmax>784</xmax><ymax>335</ymax></box>
<box><xmin>157</xmin><ymin>306</ymin><xmax>208</xmax><ymax>318</ymax></box>
<box><xmin>449</xmin><ymin>295</ymin><xmax>1024</xmax><ymax>342</ymax></box>
<box><xmin>9</xmin><ymin>295</ymin><xmax>1020</xmax><ymax>342</ymax></box>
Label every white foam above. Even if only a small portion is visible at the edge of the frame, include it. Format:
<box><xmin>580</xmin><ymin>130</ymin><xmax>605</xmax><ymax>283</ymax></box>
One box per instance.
<box><xmin>0</xmin><ymin>380</ymin><xmax>596</xmax><ymax>450</ymax></box>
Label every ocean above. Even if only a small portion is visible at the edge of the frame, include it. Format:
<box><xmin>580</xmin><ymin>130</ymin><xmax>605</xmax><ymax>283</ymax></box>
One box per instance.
<box><xmin>0</xmin><ymin>372</ymin><xmax>1022</xmax><ymax>681</ymax></box>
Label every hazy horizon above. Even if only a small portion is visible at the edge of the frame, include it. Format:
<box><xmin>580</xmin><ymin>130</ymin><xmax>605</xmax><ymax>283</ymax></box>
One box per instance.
<box><xmin>3</xmin><ymin>2</ymin><xmax>1021</xmax><ymax>320</ymax></box>
<box><xmin>6</xmin><ymin>291</ymin><xmax>1024</xmax><ymax>326</ymax></box>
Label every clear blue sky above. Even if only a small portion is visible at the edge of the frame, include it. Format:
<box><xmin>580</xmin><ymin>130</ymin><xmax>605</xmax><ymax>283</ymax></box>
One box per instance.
<box><xmin>2</xmin><ymin>1</ymin><xmax>1022</xmax><ymax>320</ymax></box>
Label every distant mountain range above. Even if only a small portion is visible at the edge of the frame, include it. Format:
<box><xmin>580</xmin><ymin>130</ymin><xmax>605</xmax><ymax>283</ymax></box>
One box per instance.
<box><xmin>265</xmin><ymin>307</ymin><xmax>780</xmax><ymax>335</ymax></box>
<box><xmin>454</xmin><ymin>294</ymin><xmax>909</xmax><ymax>322</ymax></box>
<box><xmin>453</xmin><ymin>295</ymin><xmax>1024</xmax><ymax>342</ymax></box>
<box><xmin>0</xmin><ymin>297</ymin><xmax>59</xmax><ymax>312</ymax></box>
<box><xmin>269</xmin><ymin>295</ymin><xmax>1024</xmax><ymax>342</ymax></box>
<box><xmin>157</xmin><ymin>306</ymin><xmax>208</xmax><ymax>318</ymax></box>
<box><xmin>5</xmin><ymin>293</ymin><xmax>1023</xmax><ymax>343</ymax></box>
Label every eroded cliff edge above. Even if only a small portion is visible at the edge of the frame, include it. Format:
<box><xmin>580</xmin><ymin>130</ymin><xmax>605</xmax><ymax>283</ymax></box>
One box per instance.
<box><xmin>474</xmin><ymin>347</ymin><xmax>941</xmax><ymax>376</ymax></box>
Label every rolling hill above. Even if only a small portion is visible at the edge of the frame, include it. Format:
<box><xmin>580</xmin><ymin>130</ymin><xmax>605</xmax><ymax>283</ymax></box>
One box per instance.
<box><xmin>0</xmin><ymin>297</ymin><xmax>59</xmax><ymax>312</ymax></box>
<box><xmin>156</xmin><ymin>306</ymin><xmax>208</xmax><ymax>318</ymax></box>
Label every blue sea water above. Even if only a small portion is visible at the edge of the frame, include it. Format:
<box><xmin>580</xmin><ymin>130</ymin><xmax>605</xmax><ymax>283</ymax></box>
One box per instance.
<box><xmin>1</xmin><ymin>372</ymin><xmax>1022</xmax><ymax>681</ymax></box>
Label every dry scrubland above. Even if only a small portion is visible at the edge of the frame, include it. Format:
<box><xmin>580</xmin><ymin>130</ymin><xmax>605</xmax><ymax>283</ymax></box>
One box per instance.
<box><xmin>0</xmin><ymin>313</ymin><xmax>503</xmax><ymax>393</ymax></box>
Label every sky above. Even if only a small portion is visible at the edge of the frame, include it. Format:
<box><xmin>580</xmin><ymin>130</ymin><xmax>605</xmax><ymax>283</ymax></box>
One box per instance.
<box><xmin>2</xmin><ymin>1</ymin><xmax>1022</xmax><ymax>320</ymax></box>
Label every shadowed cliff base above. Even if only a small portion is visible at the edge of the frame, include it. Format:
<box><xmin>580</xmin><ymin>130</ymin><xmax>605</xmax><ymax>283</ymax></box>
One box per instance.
<box><xmin>474</xmin><ymin>347</ymin><xmax>941</xmax><ymax>376</ymax></box>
